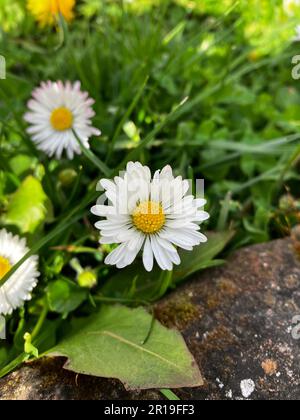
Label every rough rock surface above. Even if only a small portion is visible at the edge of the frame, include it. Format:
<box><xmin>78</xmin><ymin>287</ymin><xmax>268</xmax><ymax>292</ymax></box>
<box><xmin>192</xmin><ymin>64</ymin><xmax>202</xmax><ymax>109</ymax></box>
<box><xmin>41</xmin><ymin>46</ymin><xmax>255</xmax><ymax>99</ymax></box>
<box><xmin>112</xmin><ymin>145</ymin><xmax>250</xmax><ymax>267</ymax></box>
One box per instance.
<box><xmin>1</xmin><ymin>238</ymin><xmax>300</xmax><ymax>400</ymax></box>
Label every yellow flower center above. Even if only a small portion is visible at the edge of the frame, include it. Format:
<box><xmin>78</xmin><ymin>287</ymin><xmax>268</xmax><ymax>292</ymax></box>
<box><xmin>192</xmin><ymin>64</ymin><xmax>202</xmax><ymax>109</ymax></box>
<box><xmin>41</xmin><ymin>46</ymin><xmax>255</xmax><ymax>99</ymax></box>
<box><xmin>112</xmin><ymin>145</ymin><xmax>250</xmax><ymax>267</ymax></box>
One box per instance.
<box><xmin>132</xmin><ymin>201</ymin><xmax>165</xmax><ymax>234</ymax></box>
<box><xmin>27</xmin><ymin>0</ymin><xmax>75</xmax><ymax>27</ymax></box>
<box><xmin>0</xmin><ymin>256</ymin><xmax>12</xmax><ymax>280</ymax></box>
<box><xmin>50</xmin><ymin>107</ymin><xmax>73</xmax><ymax>131</ymax></box>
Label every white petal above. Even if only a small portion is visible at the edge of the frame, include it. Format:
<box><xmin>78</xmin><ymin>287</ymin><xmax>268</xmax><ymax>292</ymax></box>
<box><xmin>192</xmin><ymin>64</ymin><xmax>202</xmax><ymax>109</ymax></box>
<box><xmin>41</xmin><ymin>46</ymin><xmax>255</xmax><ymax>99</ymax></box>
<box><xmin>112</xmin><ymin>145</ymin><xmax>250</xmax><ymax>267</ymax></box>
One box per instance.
<box><xmin>151</xmin><ymin>236</ymin><xmax>173</xmax><ymax>271</ymax></box>
<box><xmin>143</xmin><ymin>237</ymin><xmax>154</xmax><ymax>272</ymax></box>
<box><xmin>117</xmin><ymin>237</ymin><xmax>144</xmax><ymax>268</ymax></box>
<box><xmin>155</xmin><ymin>236</ymin><xmax>178</xmax><ymax>254</ymax></box>
<box><xmin>165</xmin><ymin>249</ymin><xmax>181</xmax><ymax>266</ymax></box>
<box><xmin>160</xmin><ymin>165</ymin><xmax>174</xmax><ymax>180</ymax></box>
<box><xmin>195</xmin><ymin>198</ymin><xmax>207</xmax><ymax>208</ymax></box>
<box><xmin>194</xmin><ymin>211</ymin><xmax>210</xmax><ymax>222</ymax></box>
<box><xmin>105</xmin><ymin>243</ymin><xmax>127</xmax><ymax>266</ymax></box>
<box><xmin>91</xmin><ymin>205</ymin><xmax>115</xmax><ymax>217</ymax></box>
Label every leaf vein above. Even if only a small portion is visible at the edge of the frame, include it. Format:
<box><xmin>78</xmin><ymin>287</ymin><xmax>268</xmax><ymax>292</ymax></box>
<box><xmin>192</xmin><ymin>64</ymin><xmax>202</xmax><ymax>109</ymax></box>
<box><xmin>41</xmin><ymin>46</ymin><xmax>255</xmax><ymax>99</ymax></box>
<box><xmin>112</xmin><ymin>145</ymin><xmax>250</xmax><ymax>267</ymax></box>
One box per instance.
<box><xmin>88</xmin><ymin>330</ymin><xmax>185</xmax><ymax>373</ymax></box>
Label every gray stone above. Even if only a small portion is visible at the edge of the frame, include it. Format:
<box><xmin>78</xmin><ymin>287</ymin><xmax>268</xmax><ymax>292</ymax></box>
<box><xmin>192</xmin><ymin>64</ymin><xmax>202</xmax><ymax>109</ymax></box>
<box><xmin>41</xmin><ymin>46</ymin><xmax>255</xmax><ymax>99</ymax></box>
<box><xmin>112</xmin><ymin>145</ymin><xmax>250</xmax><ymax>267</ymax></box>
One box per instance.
<box><xmin>0</xmin><ymin>238</ymin><xmax>300</xmax><ymax>400</ymax></box>
<box><xmin>156</xmin><ymin>237</ymin><xmax>300</xmax><ymax>400</ymax></box>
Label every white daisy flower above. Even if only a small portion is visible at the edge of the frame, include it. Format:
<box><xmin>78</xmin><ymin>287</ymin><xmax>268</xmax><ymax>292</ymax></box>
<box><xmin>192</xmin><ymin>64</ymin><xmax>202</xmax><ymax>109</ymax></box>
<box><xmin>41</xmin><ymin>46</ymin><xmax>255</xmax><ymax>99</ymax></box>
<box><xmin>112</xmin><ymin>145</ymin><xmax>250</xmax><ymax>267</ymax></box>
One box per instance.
<box><xmin>24</xmin><ymin>80</ymin><xmax>101</xmax><ymax>160</ymax></box>
<box><xmin>0</xmin><ymin>229</ymin><xmax>40</xmax><ymax>315</ymax></box>
<box><xmin>91</xmin><ymin>162</ymin><xmax>209</xmax><ymax>272</ymax></box>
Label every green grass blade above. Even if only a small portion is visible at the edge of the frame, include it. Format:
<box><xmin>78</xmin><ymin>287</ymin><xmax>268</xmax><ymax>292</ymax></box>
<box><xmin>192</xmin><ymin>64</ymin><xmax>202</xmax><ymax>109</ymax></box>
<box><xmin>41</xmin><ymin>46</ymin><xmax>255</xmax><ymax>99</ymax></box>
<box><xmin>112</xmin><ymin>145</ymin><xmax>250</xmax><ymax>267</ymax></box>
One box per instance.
<box><xmin>107</xmin><ymin>75</ymin><xmax>149</xmax><ymax>163</ymax></box>
<box><xmin>160</xmin><ymin>389</ymin><xmax>181</xmax><ymax>400</ymax></box>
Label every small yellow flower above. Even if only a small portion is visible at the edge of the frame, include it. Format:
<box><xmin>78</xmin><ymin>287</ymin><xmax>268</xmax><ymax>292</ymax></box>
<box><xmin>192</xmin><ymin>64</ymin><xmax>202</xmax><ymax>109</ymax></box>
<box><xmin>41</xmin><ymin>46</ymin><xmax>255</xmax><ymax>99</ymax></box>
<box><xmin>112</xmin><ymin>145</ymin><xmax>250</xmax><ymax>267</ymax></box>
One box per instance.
<box><xmin>27</xmin><ymin>0</ymin><xmax>75</xmax><ymax>27</ymax></box>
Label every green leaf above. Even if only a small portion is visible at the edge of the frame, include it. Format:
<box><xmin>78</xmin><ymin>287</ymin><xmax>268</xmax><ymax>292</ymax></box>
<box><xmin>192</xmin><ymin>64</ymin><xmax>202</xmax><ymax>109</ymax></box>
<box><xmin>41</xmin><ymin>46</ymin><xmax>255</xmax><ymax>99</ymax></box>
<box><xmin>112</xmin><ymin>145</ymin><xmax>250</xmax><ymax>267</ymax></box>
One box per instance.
<box><xmin>46</xmin><ymin>278</ymin><xmax>88</xmax><ymax>315</ymax></box>
<box><xmin>3</xmin><ymin>175</ymin><xmax>51</xmax><ymax>234</ymax></box>
<box><xmin>9</xmin><ymin>155</ymin><xmax>34</xmax><ymax>177</ymax></box>
<box><xmin>48</xmin><ymin>305</ymin><xmax>203</xmax><ymax>390</ymax></box>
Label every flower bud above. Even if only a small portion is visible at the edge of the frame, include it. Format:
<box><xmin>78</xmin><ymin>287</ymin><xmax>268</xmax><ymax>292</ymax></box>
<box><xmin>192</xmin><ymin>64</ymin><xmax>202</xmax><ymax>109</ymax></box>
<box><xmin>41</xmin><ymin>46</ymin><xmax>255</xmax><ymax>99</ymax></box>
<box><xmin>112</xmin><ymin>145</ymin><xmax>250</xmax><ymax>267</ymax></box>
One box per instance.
<box><xmin>70</xmin><ymin>258</ymin><xmax>97</xmax><ymax>289</ymax></box>
<box><xmin>59</xmin><ymin>169</ymin><xmax>77</xmax><ymax>187</ymax></box>
<box><xmin>78</xmin><ymin>270</ymin><xmax>97</xmax><ymax>289</ymax></box>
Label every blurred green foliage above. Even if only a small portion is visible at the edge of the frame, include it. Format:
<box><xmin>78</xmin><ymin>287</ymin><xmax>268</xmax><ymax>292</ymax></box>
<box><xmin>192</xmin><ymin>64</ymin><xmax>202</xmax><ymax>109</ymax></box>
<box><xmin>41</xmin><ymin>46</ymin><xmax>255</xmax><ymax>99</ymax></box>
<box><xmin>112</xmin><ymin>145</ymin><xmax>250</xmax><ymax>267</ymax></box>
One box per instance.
<box><xmin>1</xmin><ymin>0</ymin><xmax>299</xmax><ymax>246</ymax></box>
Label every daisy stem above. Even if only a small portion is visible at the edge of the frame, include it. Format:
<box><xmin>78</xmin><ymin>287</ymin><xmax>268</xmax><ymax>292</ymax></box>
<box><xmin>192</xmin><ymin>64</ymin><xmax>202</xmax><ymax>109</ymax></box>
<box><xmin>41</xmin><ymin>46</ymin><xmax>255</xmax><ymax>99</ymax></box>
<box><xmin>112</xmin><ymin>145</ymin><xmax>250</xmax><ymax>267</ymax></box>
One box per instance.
<box><xmin>72</xmin><ymin>129</ymin><xmax>111</xmax><ymax>177</ymax></box>
<box><xmin>55</xmin><ymin>13</ymin><xmax>68</xmax><ymax>52</ymax></box>
<box><xmin>31</xmin><ymin>302</ymin><xmax>49</xmax><ymax>341</ymax></box>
